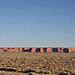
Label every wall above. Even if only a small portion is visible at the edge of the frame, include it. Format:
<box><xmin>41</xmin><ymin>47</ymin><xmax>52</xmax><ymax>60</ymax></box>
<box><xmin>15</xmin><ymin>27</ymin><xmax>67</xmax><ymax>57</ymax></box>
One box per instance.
<box><xmin>0</xmin><ymin>47</ymin><xmax>75</xmax><ymax>53</ymax></box>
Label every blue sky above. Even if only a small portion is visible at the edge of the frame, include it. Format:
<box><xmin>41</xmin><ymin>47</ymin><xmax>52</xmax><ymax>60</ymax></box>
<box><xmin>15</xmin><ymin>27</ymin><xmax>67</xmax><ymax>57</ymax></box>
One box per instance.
<box><xmin>0</xmin><ymin>0</ymin><xmax>75</xmax><ymax>47</ymax></box>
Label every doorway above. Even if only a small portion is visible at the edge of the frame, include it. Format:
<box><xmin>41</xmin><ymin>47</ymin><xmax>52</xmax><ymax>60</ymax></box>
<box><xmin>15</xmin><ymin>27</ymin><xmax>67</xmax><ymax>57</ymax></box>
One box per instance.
<box><xmin>63</xmin><ymin>48</ymin><xmax>69</xmax><ymax>53</ymax></box>
<box><xmin>52</xmin><ymin>48</ymin><xmax>58</xmax><ymax>52</ymax></box>
<box><xmin>36</xmin><ymin>48</ymin><xmax>40</xmax><ymax>52</ymax></box>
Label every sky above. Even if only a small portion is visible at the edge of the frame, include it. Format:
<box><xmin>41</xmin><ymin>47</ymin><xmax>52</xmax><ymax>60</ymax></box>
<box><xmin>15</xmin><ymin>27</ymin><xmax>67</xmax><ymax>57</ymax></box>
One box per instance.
<box><xmin>0</xmin><ymin>0</ymin><xmax>75</xmax><ymax>47</ymax></box>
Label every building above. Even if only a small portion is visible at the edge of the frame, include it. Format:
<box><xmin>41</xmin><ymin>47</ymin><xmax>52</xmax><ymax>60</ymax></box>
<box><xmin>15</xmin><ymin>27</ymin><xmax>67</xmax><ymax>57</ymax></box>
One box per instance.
<box><xmin>0</xmin><ymin>47</ymin><xmax>75</xmax><ymax>53</ymax></box>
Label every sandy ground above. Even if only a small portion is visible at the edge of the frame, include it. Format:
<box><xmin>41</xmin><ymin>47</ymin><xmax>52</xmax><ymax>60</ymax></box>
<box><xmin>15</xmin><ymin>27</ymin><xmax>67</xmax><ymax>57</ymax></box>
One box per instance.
<box><xmin>0</xmin><ymin>52</ymin><xmax>75</xmax><ymax>75</ymax></box>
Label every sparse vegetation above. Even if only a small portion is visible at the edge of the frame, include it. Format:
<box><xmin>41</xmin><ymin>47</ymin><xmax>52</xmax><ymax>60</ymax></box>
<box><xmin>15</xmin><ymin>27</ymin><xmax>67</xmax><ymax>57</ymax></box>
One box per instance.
<box><xmin>0</xmin><ymin>52</ymin><xmax>75</xmax><ymax>75</ymax></box>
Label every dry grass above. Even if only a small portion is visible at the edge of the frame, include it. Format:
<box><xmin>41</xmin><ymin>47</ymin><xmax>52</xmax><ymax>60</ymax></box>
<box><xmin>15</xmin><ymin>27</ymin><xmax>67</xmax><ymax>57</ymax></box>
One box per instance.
<box><xmin>0</xmin><ymin>52</ymin><xmax>75</xmax><ymax>75</ymax></box>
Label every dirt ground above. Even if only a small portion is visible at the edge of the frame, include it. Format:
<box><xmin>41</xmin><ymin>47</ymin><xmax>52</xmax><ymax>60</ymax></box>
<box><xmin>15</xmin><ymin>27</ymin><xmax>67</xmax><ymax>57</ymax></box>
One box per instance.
<box><xmin>0</xmin><ymin>52</ymin><xmax>75</xmax><ymax>75</ymax></box>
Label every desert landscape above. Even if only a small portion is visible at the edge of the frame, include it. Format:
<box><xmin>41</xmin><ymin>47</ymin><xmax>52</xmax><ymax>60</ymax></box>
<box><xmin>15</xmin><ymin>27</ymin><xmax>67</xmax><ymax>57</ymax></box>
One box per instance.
<box><xmin>0</xmin><ymin>52</ymin><xmax>75</xmax><ymax>75</ymax></box>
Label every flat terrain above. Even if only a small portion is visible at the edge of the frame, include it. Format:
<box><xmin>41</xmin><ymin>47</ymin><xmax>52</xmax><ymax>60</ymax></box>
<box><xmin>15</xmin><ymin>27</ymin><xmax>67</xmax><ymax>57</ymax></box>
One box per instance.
<box><xmin>0</xmin><ymin>52</ymin><xmax>75</xmax><ymax>75</ymax></box>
